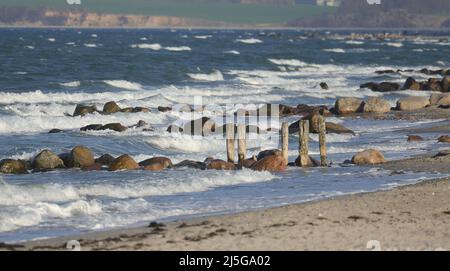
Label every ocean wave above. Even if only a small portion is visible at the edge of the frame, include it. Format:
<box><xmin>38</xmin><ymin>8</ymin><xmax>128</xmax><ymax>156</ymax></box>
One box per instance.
<box><xmin>345</xmin><ymin>40</ymin><xmax>364</xmax><ymax>45</ymax></box>
<box><xmin>323</xmin><ymin>48</ymin><xmax>346</xmax><ymax>53</ymax></box>
<box><xmin>385</xmin><ymin>42</ymin><xmax>404</xmax><ymax>48</ymax></box>
<box><xmin>194</xmin><ymin>35</ymin><xmax>212</xmax><ymax>39</ymax></box>
<box><xmin>268</xmin><ymin>58</ymin><xmax>308</xmax><ymax>67</ymax></box>
<box><xmin>60</xmin><ymin>81</ymin><xmax>81</xmax><ymax>87</ymax></box>
<box><xmin>235</xmin><ymin>38</ymin><xmax>263</xmax><ymax>44</ymax></box>
<box><xmin>187</xmin><ymin>70</ymin><xmax>224</xmax><ymax>82</ymax></box>
<box><xmin>224</xmin><ymin>50</ymin><xmax>240</xmax><ymax>55</ymax></box>
<box><xmin>164</xmin><ymin>46</ymin><xmax>191</xmax><ymax>52</ymax></box>
<box><xmin>83</xmin><ymin>43</ymin><xmax>98</xmax><ymax>48</ymax></box>
<box><xmin>103</xmin><ymin>80</ymin><xmax>143</xmax><ymax>91</ymax></box>
<box><xmin>131</xmin><ymin>43</ymin><xmax>162</xmax><ymax>50</ymax></box>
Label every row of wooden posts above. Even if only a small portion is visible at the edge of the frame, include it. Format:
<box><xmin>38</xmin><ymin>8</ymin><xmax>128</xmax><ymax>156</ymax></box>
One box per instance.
<box><xmin>226</xmin><ymin>116</ymin><xmax>328</xmax><ymax>167</ymax></box>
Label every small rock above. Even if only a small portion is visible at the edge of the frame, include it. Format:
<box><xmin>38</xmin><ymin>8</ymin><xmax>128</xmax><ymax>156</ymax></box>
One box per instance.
<box><xmin>363</xmin><ymin>97</ymin><xmax>391</xmax><ymax>114</ymax></box>
<box><xmin>250</xmin><ymin>155</ymin><xmax>287</xmax><ymax>172</ymax></box>
<box><xmin>335</xmin><ymin>98</ymin><xmax>363</xmax><ymax>115</ymax></box>
<box><xmin>139</xmin><ymin>157</ymin><xmax>173</xmax><ymax>171</ymax></box>
<box><xmin>206</xmin><ymin>159</ymin><xmax>236</xmax><ymax>170</ymax></box>
<box><xmin>174</xmin><ymin>160</ymin><xmax>207</xmax><ymax>170</ymax></box>
<box><xmin>320</xmin><ymin>82</ymin><xmax>329</xmax><ymax>90</ymax></box>
<box><xmin>103</xmin><ymin>101</ymin><xmax>121</xmax><ymax>114</ymax></box>
<box><xmin>67</xmin><ymin>146</ymin><xmax>95</xmax><ymax>169</ymax></box>
<box><xmin>108</xmin><ymin>155</ymin><xmax>139</xmax><ymax>171</ymax></box>
<box><xmin>120</xmin><ymin>107</ymin><xmax>134</xmax><ymax>113</ymax></box>
<box><xmin>80</xmin><ymin>124</ymin><xmax>103</xmax><ymax>131</ymax></box>
<box><xmin>351</xmin><ymin>149</ymin><xmax>385</xmax><ymax>165</ymax></box>
<box><xmin>294</xmin><ymin>156</ymin><xmax>320</xmax><ymax>167</ymax></box>
<box><xmin>434</xmin><ymin>150</ymin><xmax>450</xmax><ymax>158</ymax></box>
<box><xmin>95</xmin><ymin>154</ymin><xmax>116</xmax><ymax>167</ymax></box>
<box><xmin>73</xmin><ymin>104</ymin><xmax>97</xmax><ymax>117</ymax></box>
<box><xmin>257</xmin><ymin>149</ymin><xmax>282</xmax><ymax>161</ymax></box>
<box><xmin>48</xmin><ymin>129</ymin><xmax>63</xmax><ymax>134</ymax></box>
<box><xmin>441</xmin><ymin>76</ymin><xmax>450</xmax><ymax>92</ymax></box>
<box><xmin>325</xmin><ymin>122</ymin><xmax>355</xmax><ymax>135</ymax></box>
<box><xmin>100</xmin><ymin>123</ymin><xmax>128</xmax><ymax>132</ymax></box>
<box><xmin>396</xmin><ymin>96</ymin><xmax>430</xmax><ymax>111</ymax></box>
<box><xmin>33</xmin><ymin>150</ymin><xmax>65</xmax><ymax>171</ymax></box>
<box><xmin>133</xmin><ymin>107</ymin><xmax>151</xmax><ymax>113</ymax></box>
<box><xmin>402</xmin><ymin>77</ymin><xmax>421</xmax><ymax>90</ymax></box>
<box><xmin>407</xmin><ymin>135</ymin><xmax>424</xmax><ymax>142</ymax></box>
<box><xmin>430</xmin><ymin>93</ymin><xmax>450</xmax><ymax>107</ymax></box>
<box><xmin>0</xmin><ymin>159</ymin><xmax>28</xmax><ymax>174</ymax></box>
<box><xmin>158</xmin><ymin>106</ymin><xmax>172</xmax><ymax>112</ymax></box>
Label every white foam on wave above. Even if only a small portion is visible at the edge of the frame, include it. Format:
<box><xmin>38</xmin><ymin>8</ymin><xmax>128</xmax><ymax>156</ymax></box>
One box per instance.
<box><xmin>323</xmin><ymin>48</ymin><xmax>346</xmax><ymax>53</ymax></box>
<box><xmin>60</xmin><ymin>81</ymin><xmax>81</xmax><ymax>87</ymax></box>
<box><xmin>25</xmin><ymin>45</ymin><xmax>35</xmax><ymax>50</ymax></box>
<box><xmin>103</xmin><ymin>80</ymin><xmax>143</xmax><ymax>91</ymax></box>
<box><xmin>268</xmin><ymin>58</ymin><xmax>308</xmax><ymax>67</ymax></box>
<box><xmin>194</xmin><ymin>35</ymin><xmax>212</xmax><ymax>39</ymax></box>
<box><xmin>83</xmin><ymin>43</ymin><xmax>98</xmax><ymax>48</ymax></box>
<box><xmin>385</xmin><ymin>42</ymin><xmax>403</xmax><ymax>48</ymax></box>
<box><xmin>164</xmin><ymin>46</ymin><xmax>191</xmax><ymax>52</ymax></box>
<box><xmin>235</xmin><ymin>38</ymin><xmax>263</xmax><ymax>44</ymax></box>
<box><xmin>47</xmin><ymin>38</ymin><xmax>56</xmax><ymax>42</ymax></box>
<box><xmin>131</xmin><ymin>43</ymin><xmax>162</xmax><ymax>50</ymax></box>
<box><xmin>224</xmin><ymin>50</ymin><xmax>240</xmax><ymax>55</ymax></box>
<box><xmin>345</xmin><ymin>40</ymin><xmax>364</xmax><ymax>45</ymax></box>
<box><xmin>187</xmin><ymin>70</ymin><xmax>224</xmax><ymax>82</ymax></box>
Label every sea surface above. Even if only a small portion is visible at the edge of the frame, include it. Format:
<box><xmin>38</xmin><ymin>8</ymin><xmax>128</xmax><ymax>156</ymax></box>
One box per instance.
<box><xmin>0</xmin><ymin>28</ymin><xmax>449</xmax><ymax>242</ymax></box>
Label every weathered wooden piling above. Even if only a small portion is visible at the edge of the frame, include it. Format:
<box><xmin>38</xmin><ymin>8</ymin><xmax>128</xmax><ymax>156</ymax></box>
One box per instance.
<box><xmin>237</xmin><ymin>124</ymin><xmax>247</xmax><ymax>166</ymax></box>
<box><xmin>298</xmin><ymin>120</ymin><xmax>310</xmax><ymax>167</ymax></box>
<box><xmin>281</xmin><ymin>122</ymin><xmax>289</xmax><ymax>165</ymax></box>
<box><xmin>226</xmin><ymin>123</ymin><xmax>235</xmax><ymax>163</ymax></box>
<box><xmin>318</xmin><ymin>116</ymin><xmax>328</xmax><ymax>167</ymax></box>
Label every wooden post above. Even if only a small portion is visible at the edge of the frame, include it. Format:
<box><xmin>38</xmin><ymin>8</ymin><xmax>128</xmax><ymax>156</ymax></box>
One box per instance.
<box><xmin>237</xmin><ymin>124</ymin><xmax>247</xmax><ymax>166</ymax></box>
<box><xmin>281</xmin><ymin>122</ymin><xmax>289</xmax><ymax>165</ymax></box>
<box><xmin>226</xmin><ymin>123</ymin><xmax>235</xmax><ymax>164</ymax></box>
<box><xmin>318</xmin><ymin>116</ymin><xmax>328</xmax><ymax>167</ymax></box>
<box><xmin>298</xmin><ymin>120</ymin><xmax>310</xmax><ymax>167</ymax></box>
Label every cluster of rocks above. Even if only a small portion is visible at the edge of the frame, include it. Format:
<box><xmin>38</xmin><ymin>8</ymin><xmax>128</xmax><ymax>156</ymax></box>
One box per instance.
<box><xmin>1</xmin><ymin>144</ymin><xmax>393</xmax><ymax>175</ymax></box>
<box><xmin>407</xmin><ymin>134</ymin><xmax>450</xmax><ymax>143</ymax></box>
<box><xmin>73</xmin><ymin>101</ymin><xmax>150</xmax><ymax>117</ymax></box>
<box><xmin>49</xmin><ymin>120</ymin><xmax>153</xmax><ymax>134</ymax></box>
<box><xmin>375</xmin><ymin>68</ymin><xmax>450</xmax><ymax>77</ymax></box>
<box><xmin>361</xmin><ymin>76</ymin><xmax>450</xmax><ymax>93</ymax></box>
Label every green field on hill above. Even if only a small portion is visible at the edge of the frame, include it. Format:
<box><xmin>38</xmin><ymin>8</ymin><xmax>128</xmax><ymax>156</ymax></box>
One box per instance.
<box><xmin>1</xmin><ymin>0</ymin><xmax>336</xmax><ymax>24</ymax></box>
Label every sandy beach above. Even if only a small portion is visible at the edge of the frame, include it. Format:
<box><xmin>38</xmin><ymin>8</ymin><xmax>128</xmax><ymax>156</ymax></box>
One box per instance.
<box><xmin>2</xmin><ymin>147</ymin><xmax>448</xmax><ymax>251</ymax></box>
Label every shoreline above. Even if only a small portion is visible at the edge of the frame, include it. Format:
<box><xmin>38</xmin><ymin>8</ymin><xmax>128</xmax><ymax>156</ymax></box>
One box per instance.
<box><xmin>4</xmin><ymin>150</ymin><xmax>449</xmax><ymax>251</ymax></box>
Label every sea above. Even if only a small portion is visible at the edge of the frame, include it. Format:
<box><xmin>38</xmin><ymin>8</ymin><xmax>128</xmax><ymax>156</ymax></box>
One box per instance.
<box><xmin>0</xmin><ymin>28</ymin><xmax>449</xmax><ymax>242</ymax></box>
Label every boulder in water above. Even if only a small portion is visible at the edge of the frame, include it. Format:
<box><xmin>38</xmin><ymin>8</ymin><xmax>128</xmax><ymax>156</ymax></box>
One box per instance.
<box><xmin>158</xmin><ymin>106</ymin><xmax>172</xmax><ymax>112</ymax></box>
<box><xmin>100</xmin><ymin>123</ymin><xmax>128</xmax><ymax>132</ymax></box>
<box><xmin>103</xmin><ymin>101</ymin><xmax>121</xmax><ymax>114</ymax></box>
<box><xmin>206</xmin><ymin>159</ymin><xmax>236</xmax><ymax>170</ymax></box>
<box><xmin>294</xmin><ymin>156</ymin><xmax>320</xmax><ymax>167</ymax></box>
<box><xmin>351</xmin><ymin>149</ymin><xmax>385</xmax><ymax>165</ymax></box>
<box><xmin>133</xmin><ymin>107</ymin><xmax>151</xmax><ymax>113</ymax></box>
<box><xmin>363</xmin><ymin>97</ymin><xmax>392</xmax><ymax>114</ymax></box>
<box><xmin>140</xmin><ymin>157</ymin><xmax>173</xmax><ymax>171</ymax></box>
<box><xmin>48</xmin><ymin>129</ymin><xmax>64</xmax><ymax>134</ymax></box>
<box><xmin>402</xmin><ymin>77</ymin><xmax>421</xmax><ymax>91</ymax></box>
<box><xmin>0</xmin><ymin>159</ymin><xmax>28</xmax><ymax>174</ymax></box>
<box><xmin>67</xmin><ymin>146</ymin><xmax>95</xmax><ymax>168</ymax></box>
<box><xmin>33</xmin><ymin>150</ymin><xmax>65</xmax><ymax>171</ymax></box>
<box><xmin>95</xmin><ymin>154</ymin><xmax>116</xmax><ymax>167</ymax></box>
<box><xmin>320</xmin><ymin>82</ymin><xmax>329</xmax><ymax>90</ymax></box>
<box><xmin>396</xmin><ymin>96</ymin><xmax>430</xmax><ymax>111</ymax></box>
<box><xmin>334</xmin><ymin>98</ymin><xmax>363</xmax><ymax>115</ymax></box>
<box><xmin>108</xmin><ymin>155</ymin><xmax>139</xmax><ymax>171</ymax></box>
<box><xmin>80</xmin><ymin>124</ymin><xmax>103</xmax><ymax>131</ymax></box>
<box><xmin>174</xmin><ymin>160</ymin><xmax>207</xmax><ymax>170</ymax></box>
<box><xmin>250</xmin><ymin>154</ymin><xmax>287</xmax><ymax>172</ymax></box>
<box><xmin>407</xmin><ymin>135</ymin><xmax>424</xmax><ymax>142</ymax></box>
<box><xmin>438</xmin><ymin>135</ymin><xmax>450</xmax><ymax>143</ymax></box>
<box><xmin>73</xmin><ymin>104</ymin><xmax>97</xmax><ymax>117</ymax></box>
<box><xmin>257</xmin><ymin>149</ymin><xmax>282</xmax><ymax>161</ymax></box>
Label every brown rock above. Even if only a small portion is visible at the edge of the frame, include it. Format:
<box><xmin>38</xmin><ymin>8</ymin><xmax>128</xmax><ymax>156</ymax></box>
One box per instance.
<box><xmin>73</xmin><ymin>104</ymin><xmax>97</xmax><ymax>117</ymax></box>
<box><xmin>206</xmin><ymin>159</ymin><xmax>236</xmax><ymax>170</ymax></box>
<box><xmin>100</xmin><ymin>123</ymin><xmax>128</xmax><ymax>132</ymax></box>
<box><xmin>139</xmin><ymin>157</ymin><xmax>173</xmax><ymax>171</ymax></box>
<box><xmin>407</xmin><ymin>135</ymin><xmax>424</xmax><ymax>142</ymax></box>
<box><xmin>0</xmin><ymin>159</ymin><xmax>28</xmax><ymax>174</ymax></box>
<box><xmin>158</xmin><ymin>106</ymin><xmax>172</xmax><ymax>112</ymax></box>
<box><xmin>120</xmin><ymin>107</ymin><xmax>134</xmax><ymax>113</ymax></box>
<box><xmin>402</xmin><ymin>77</ymin><xmax>421</xmax><ymax>90</ymax></box>
<box><xmin>325</xmin><ymin>122</ymin><xmax>355</xmax><ymax>135</ymax></box>
<box><xmin>133</xmin><ymin>107</ymin><xmax>150</xmax><ymax>113</ymax></box>
<box><xmin>108</xmin><ymin>155</ymin><xmax>139</xmax><ymax>171</ymax></box>
<box><xmin>82</xmin><ymin>163</ymin><xmax>103</xmax><ymax>171</ymax></box>
<box><xmin>174</xmin><ymin>160</ymin><xmax>206</xmax><ymax>170</ymax></box>
<box><xmin>396</xmin><ymin>96</ymin><xmax>430</xmax><ymax>111</ymax></box>
<box><xmin>363</xmin><ymin>97</ymin><xmax>391</xmax><ymax>114</ymax></box>
<box><xmin>250</xmin><ymin>155</ymin><xmax>287</xmax><ymax>172</ymax></box>
<box><xmin>80</xmin><ymin>124</ymin><xmax>103</xmax><ymax>131</ymax></box>
<box><xmin>257</xmin><ymin>149</ymin><xmax>282</xmax><ymax>161</ymax></box>
<box><xmin>438</xmin><ymin>135</ymin><xmax>450</xmax><ymax>143</ymax></box>
<box><xmin>67</xmin><ymin>146</ymin><xmax>95</xmax><ymax>168</ymax></box>
<box><xmin>351</xmin><ymin>149</ymin><xmax>385</xmax><ymax>165</ymax></box>
<box><xmin>103</xmin><ymin>101</ymin><xmax>121</xmax><ymax>114</ymax></box>
<box><xmin>241</xmin><ymin>156</ymin><xmax>257</xmax><ymax>168</ymax></box>
<box><xmin>294</xmin><ymin>156</ymin><xmax>320</xmax><ymax>167</ymax></box>
<box><xmin>334</xmin><ymin>98</ymin><xmax>363</xmax><ymax>115</ymax></box>
<box><xmin>33</xmin><ymin>150</ymin><xmax>65</xmax><ymax>171</ymax></box>
<box><xmin>95</xmin><ymin>154</ymin><xmax>115</xmax><ymax>166</ymax></box>
<box><xmin>430</xmin><ymin>93</ymin><xmax>450</xmax><ymax>107</ymax></box>
<box><xmin>442</xmin><ymin>76</ymin><xmax>450</xmax><ymax>92</ymax></box>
